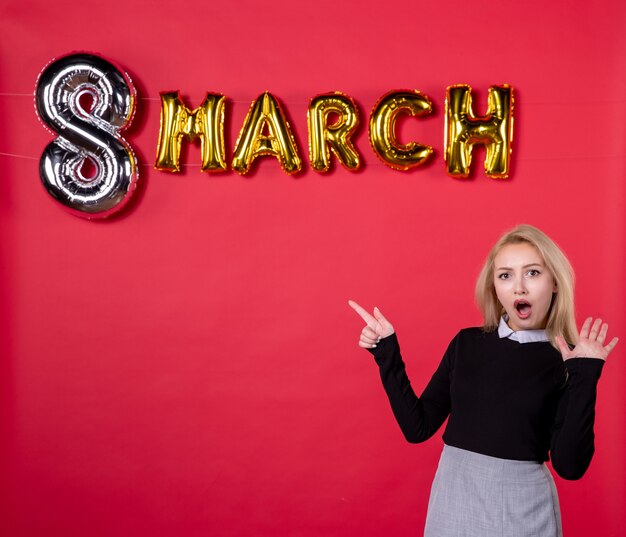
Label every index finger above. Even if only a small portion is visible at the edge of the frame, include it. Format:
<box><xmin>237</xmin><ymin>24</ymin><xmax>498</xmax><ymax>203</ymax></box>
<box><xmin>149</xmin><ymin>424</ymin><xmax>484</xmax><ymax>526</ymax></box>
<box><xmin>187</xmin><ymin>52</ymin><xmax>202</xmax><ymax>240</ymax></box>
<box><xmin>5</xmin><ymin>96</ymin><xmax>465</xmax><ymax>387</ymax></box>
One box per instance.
<box><xmin>348</xmin><ymin>300</ymin><xmax>377</xmax><ymax>327</ymax></box>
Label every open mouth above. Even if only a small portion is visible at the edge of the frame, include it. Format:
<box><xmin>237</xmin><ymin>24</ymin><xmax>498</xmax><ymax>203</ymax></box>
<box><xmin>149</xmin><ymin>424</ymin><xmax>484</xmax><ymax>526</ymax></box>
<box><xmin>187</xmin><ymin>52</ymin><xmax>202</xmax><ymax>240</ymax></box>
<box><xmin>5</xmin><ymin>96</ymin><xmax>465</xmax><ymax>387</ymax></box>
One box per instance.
<box><xmin>514</xmin><ymin>299</ymin><xmax>532</xmax><ymax>318</ymax></box>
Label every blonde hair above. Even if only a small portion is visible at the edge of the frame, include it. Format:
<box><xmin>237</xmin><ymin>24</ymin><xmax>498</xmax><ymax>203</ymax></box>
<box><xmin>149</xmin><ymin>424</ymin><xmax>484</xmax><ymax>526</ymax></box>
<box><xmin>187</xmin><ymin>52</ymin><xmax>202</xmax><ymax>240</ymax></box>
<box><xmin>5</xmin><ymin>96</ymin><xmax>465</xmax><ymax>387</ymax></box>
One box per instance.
<box><xmin>475</xmin><ymin>224</ymin><xmax>577</xmax><ymax>347</ymax></box>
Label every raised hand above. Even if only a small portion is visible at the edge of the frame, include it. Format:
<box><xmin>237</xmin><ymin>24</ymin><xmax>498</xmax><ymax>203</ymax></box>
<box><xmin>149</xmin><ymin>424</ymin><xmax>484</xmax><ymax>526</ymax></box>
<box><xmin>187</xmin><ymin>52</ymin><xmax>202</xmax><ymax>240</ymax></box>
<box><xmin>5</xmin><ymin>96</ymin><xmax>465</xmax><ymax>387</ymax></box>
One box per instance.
<box><xmin>556</xmin><ymin>317</ymin><xmax>619</xmax><ymax>361</ymax></box>
<box><xmin>348</xmin><ymin>300</ymin><xmax>395</xmax><ymax>348</ymax></box>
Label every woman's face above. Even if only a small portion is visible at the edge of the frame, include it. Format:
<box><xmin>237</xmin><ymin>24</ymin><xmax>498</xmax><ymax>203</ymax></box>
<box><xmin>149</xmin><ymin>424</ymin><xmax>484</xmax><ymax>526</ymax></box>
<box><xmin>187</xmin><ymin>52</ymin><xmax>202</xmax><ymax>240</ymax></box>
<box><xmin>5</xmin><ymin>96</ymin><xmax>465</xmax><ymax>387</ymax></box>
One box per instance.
<box><xmin>493</xmin><ymin>242</ymin><xmax>557</xmax><ymax>331</ymax></box>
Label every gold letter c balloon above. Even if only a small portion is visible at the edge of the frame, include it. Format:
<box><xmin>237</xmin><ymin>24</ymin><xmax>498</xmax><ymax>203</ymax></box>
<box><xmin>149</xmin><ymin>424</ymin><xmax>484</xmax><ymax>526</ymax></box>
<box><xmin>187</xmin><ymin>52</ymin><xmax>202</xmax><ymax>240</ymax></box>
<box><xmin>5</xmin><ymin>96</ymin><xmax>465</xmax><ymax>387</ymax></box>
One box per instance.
<box><xmin>369</xmin><ymin>90</ymin><xmax>433</xmax><ymax>171</ymax></box>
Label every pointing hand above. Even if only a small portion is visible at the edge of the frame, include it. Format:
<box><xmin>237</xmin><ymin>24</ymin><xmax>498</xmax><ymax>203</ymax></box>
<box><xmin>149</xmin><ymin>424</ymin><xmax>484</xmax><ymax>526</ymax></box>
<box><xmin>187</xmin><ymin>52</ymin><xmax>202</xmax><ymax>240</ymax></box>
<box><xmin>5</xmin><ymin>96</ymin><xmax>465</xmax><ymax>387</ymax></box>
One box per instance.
<box><xmin>348</xmin><ymin>300</ymin><xmax>395</xmax><ymax>349</ymax></box>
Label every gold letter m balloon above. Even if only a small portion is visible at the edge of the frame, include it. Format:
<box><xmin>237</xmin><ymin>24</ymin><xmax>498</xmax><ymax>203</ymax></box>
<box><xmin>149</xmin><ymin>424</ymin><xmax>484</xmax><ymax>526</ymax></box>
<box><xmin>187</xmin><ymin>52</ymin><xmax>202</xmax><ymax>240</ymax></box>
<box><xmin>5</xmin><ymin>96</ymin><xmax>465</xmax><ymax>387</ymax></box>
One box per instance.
<box><xmin>445</xmin><ymin>85</ymin><xmax>514</xmax><ymax>178</ymax></box>
<box><xmin>155</xmin><ymin>92</ymin><xmax>227</xmax><ymax>173</ymax></box>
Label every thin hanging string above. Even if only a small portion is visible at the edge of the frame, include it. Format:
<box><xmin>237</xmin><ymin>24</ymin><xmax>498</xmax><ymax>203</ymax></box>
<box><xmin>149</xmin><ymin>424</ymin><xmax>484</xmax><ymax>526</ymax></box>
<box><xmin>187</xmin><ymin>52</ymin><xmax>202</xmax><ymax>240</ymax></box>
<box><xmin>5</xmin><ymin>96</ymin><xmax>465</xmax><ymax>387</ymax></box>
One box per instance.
<box><xmin>0</xmin><ymin>151</ymin><xmax>190</xmax><ymax>167</ymax></box>
<box><xmin>2</xmin><ymin>92</ymin><xmax>626</xmax><ymax>105</ymax></box>
<box><xmin>0</xmin><ymin>152</ymin><xmax>39</xmax><ymax>161</ymax></box>
<box><xmin>0</xmin><ymin>93</ymin><xmax>306</xmax><ymax>104</ymax></box>
<box><xmin>2</xmin><ymin>150</ymin><xmax>624</xmax><ymax>167</ymax></box>
<box><xmin>1</xmin><ymin>93</ymin><xmax>624</xmax><ymax>164</ymax></box>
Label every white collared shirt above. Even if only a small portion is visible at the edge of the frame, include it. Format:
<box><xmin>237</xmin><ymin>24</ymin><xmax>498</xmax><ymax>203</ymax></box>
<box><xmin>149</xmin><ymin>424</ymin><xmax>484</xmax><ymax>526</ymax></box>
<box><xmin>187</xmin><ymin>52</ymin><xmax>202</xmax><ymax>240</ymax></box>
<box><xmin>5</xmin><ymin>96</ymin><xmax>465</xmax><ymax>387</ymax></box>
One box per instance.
<box><xmin>497</xmin><ymin>316</ymin><xmax>550</xmax><ymax>344</ymax></box>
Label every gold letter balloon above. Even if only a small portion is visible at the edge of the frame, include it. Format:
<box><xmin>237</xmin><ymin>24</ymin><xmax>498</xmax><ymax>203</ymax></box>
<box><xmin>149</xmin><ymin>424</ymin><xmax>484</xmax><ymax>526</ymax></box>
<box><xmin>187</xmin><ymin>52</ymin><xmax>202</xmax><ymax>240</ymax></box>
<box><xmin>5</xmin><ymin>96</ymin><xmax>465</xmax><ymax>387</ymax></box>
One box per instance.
<box><xmin>155</xmin><ymin>92</ymin><xmax>227</xmax><ymax>173</ymax></box>
<box><xmin>369</xmin><ymin>90</ymin><xmax>434</xmax><ymax>171</ymax></box>
<box><xmin>444</xmin><ymin>84</ymin><xmax>514</xmax><ymax>178</ymax></box>
<box><xmin>232</xmin><ymin>92</ymin><xmax>302</xmax><ymax>175</ymax></box>
<box><xmin>307</xmin><ymin>93</ymin><xmax>361</xmax><ymax>172</ymax></box>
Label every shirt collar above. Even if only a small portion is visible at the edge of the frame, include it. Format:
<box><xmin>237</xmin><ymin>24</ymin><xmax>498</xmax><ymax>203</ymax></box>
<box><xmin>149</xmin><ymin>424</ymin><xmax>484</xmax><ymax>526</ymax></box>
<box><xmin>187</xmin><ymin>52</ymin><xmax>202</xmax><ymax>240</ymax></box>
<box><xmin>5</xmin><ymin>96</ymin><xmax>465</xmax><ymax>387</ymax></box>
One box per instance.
<box><xmin>498</xmin><ymin>316</ymin><xmax>550</xmax><ymax>343</ymax></box>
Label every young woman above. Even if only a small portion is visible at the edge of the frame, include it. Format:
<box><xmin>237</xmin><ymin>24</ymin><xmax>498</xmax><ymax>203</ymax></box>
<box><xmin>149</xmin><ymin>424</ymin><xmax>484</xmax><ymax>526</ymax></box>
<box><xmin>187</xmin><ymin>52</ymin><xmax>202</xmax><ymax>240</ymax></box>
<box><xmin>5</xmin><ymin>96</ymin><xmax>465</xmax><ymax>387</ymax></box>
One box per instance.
<box><xmin>349</xmin><ymin>224</ymin><xmax>618</xmax><ymax>537</ymax></box>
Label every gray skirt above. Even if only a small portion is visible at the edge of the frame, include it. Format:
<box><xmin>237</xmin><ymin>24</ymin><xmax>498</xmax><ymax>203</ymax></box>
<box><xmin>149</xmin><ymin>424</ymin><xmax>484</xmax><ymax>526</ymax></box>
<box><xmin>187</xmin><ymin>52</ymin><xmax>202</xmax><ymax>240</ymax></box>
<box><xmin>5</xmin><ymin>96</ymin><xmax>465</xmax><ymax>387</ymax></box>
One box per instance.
<box><xmin>424</xmin><ymin>444</ymin><xmax>562</xmax><ymax>537</ymax></box>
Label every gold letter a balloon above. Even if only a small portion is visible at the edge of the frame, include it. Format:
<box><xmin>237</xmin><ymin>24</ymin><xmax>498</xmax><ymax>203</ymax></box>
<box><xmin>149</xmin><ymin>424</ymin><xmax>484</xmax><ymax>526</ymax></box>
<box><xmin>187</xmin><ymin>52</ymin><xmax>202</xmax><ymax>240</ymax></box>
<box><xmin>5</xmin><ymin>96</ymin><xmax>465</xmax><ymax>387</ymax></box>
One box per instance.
<box><xmin>232</xmin><ymin>92</ymin><xmax>302</xmax><ymax>175</ymax></box>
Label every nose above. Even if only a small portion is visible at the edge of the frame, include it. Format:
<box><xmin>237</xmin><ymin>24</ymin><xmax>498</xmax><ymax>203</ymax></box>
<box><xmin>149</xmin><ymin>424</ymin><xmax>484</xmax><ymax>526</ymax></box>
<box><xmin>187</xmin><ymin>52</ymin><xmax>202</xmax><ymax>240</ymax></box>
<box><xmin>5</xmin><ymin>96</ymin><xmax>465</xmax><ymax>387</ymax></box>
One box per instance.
<box><xmin>513</xmin><ymin>276</ymin><xmax>527</xmax><ymax>295</ymax></box>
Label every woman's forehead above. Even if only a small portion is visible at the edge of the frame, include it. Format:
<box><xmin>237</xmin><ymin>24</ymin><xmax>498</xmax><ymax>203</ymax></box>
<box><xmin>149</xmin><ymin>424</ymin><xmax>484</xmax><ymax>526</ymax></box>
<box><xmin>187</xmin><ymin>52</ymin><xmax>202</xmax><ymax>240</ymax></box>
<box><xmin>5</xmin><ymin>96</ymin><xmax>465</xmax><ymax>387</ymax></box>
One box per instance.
<box><xmin>494</xmin><ymin>242</ymin><xmax>544</xmax><ymax>267</ymax></box>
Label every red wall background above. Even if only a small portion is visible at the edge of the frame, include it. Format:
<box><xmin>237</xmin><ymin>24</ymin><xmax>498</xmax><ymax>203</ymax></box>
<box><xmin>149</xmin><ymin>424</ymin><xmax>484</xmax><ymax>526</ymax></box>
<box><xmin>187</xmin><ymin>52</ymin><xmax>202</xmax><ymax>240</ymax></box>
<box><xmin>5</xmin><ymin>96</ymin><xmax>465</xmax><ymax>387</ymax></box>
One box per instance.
<box><xmin>1</xmin><ymin>1</ymin><xmax>624</xmax><ymax>536</ymax></box>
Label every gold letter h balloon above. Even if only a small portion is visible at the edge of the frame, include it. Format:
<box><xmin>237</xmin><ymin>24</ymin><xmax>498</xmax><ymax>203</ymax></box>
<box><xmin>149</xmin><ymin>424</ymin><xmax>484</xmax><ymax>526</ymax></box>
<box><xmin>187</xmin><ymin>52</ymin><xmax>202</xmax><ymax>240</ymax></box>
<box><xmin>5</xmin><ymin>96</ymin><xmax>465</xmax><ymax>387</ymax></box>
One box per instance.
<box><xmin>445</xmin><ymin>85</ymin><xmax>514</xmax><ymax>178</ymax></box>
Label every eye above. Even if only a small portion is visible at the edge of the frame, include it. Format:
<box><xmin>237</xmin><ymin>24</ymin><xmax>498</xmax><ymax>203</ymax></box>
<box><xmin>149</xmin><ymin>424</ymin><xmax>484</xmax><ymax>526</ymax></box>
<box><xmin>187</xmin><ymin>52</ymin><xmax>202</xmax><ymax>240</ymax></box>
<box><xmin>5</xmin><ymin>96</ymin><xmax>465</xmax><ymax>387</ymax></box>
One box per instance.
<box><xmin>526</xmin><ymin>269</ymin><xmax>541</xmax><ymax>277</ymax></box>
<box><xmin>497</xmin><ymin>273</ymin><xmax>510</xmax><ymax>280</ymax></box>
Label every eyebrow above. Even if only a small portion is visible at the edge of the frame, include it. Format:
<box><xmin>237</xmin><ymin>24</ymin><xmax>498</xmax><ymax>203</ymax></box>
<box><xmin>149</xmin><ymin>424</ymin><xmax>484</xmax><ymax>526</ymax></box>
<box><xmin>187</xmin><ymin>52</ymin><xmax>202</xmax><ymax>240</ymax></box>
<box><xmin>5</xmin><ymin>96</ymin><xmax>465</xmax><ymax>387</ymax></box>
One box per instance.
<box><xmin>495</xmin><ymin>263</ymin><xmax>544</xmax><ymax>271</ymax></box>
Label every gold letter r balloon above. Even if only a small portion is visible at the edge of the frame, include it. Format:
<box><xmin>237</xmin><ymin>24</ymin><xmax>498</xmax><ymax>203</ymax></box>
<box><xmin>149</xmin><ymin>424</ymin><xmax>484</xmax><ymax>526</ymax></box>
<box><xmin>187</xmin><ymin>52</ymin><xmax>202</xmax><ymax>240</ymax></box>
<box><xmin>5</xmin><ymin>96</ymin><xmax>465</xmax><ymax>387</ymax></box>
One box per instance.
<box><xmin>307</xmin><ymin>92</ymin><xmax>361</xmax><ymax>172</ymax></box>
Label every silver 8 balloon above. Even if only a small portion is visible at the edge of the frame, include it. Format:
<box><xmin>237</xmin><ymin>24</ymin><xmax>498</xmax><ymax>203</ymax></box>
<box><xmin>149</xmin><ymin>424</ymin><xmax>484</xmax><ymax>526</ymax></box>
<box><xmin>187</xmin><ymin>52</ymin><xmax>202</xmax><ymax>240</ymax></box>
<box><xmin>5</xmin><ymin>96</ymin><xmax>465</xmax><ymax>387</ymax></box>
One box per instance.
<box><xmin>35</xmin><ymin>53</ymin><xmax>138</xmax><ymax>218</ymax></box>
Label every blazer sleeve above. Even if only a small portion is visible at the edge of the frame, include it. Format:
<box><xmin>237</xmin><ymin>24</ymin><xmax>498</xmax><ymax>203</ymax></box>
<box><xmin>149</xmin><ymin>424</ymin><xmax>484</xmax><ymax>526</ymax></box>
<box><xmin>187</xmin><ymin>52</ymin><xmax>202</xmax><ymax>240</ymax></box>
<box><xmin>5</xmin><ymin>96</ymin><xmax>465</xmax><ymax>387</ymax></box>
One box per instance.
<box><xmin>549</xmin><ymin>357</ymin><xmax>605</xmax><ymax>480</ymax></box>
<box><xmin>368</xmin><ymin>333</ymin><xmax>454</xmax><ymax>443</ymax></box>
